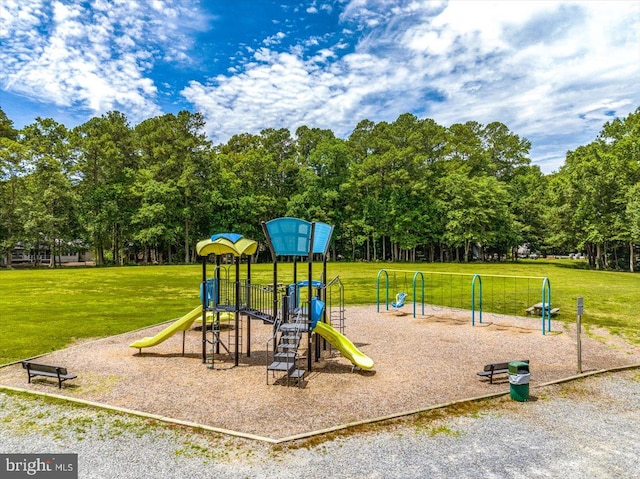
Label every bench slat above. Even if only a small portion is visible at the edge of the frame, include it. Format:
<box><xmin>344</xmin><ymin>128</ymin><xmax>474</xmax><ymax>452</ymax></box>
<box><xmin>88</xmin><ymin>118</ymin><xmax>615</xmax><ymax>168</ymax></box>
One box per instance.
<box><xmin>26</xmin><ymin>370</ymin><xmax>76</xmax><ymax>380</ymax></box>
<box><xmin>22</xmin><ymin>362</ymin><xmax>67</xmax><ymax>375</ymax></box>
<box><xmin>477</xmin><ymin>368</ymin><xmax>508</xmax><ymax>376</ymax></box>
<box><xmin>483</xmin><ymin>362</ymin><xmax>510</xmax><ymax>372</ymax></box>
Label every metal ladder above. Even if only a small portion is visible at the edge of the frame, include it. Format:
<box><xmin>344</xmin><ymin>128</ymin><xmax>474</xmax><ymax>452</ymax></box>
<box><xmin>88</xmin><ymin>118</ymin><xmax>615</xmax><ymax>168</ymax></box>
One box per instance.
<box><xmin>205</xmin><ymin>313</ymin><xmax>232</xmax><ymax>369</ymax></box>
<box><xmin>227</xmin><ymin>311</ymin><xmax>242</xmax><ymax>361</ymax></box>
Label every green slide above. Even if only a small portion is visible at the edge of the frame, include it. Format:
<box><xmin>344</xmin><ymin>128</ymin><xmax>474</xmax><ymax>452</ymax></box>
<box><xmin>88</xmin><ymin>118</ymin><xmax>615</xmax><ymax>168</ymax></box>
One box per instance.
<box><xmin>313</xmin><ymin>321</ymin><xmax>374</xmax><ymax>370</ymax></box>
<box><xmin>129</xmin><ymin>306</ymin><xmax>202</xmax><ymax>350</ymax></box>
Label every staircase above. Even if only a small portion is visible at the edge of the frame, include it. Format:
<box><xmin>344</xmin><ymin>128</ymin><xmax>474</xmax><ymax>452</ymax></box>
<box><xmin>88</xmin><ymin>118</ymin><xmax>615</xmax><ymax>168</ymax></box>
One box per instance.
<box><xmin>267</xmin><ymin>312</ymin><xmax>307</xmax><ymax>386</ymax></box>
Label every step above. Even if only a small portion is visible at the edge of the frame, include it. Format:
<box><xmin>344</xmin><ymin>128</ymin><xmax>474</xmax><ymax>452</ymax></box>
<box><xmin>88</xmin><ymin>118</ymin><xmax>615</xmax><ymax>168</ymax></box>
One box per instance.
<box><xmin>274</xmin><ymin>352</ymin><xmax>296</xmax><ymax>360</ymax></box>
<box><xmin>278</xmin><ymin>343</ymin><xmax>299</xmax><ymax>350</ymax></box>
<box><xmin>267</xmin><ymin>361</ymin><xmax>296</xmax><ymax>372</ymax></box>
<box><xmin>281</xmin><ymin>333</ymin><xmax>300</xmax><ymax>340</ymax></box>
<box><xmin>280</xmin><ymin>332</ymin><xmax>302</xmax><ymax>341</ymax></box>
<box><xmin>244</xmin><ymin>309</ymin><xmax>276</xmax><ymax>323</ymax></box>
<box><xmin>280</xmin><ymin>323</ymin><xmax>308</xmax><ymax>332</ymax></box>
<box><xmin>288</xmin><ymin>369</ymin><xmax>305</xmax><ymax>379</ymax></box>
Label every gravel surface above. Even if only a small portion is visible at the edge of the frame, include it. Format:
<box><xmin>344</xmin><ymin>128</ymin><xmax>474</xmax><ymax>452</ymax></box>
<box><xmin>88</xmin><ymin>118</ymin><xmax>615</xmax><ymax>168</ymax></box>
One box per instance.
<box><xmin>2</xmin><ymin>305</ymin><xmax>638</xmax><ymax>440</ymax></box>
<box><xmin>2</xmin><ymin>369</ymin><xmax>639</xmax><ymax>478</ymax></box>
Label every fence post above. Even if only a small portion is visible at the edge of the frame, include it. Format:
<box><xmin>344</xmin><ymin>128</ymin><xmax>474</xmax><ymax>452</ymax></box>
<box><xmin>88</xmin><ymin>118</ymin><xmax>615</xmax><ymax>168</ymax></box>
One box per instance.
<box><xmin>577</xmin><ymin>297</ymin><xmax>584</xmax><ymax>373</ymax></box>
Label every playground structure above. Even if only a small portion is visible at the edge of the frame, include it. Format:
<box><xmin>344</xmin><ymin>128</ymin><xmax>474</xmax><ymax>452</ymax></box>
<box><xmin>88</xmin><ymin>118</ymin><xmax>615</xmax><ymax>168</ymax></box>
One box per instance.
<box><xmin>129</xmin><ymin>218</ymin><xmax>373</xmax><ymax>385</ymax></box>
<box><xmin>261</xmin><ymin>218</ymin><xmax>373</xmax><ymax>384</ymax></box>
<box><xmin>376</xmin><ymin>269</ymin><xmax>553</xmax><ymax>334</ymax></box>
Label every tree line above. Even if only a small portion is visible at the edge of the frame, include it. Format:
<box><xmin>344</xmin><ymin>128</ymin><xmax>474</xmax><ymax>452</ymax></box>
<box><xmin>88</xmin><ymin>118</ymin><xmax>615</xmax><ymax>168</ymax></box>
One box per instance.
<box><xmin>0</xmin><ymin>106</ymin><xmax>638</xmax><ymax>271</ymax></box>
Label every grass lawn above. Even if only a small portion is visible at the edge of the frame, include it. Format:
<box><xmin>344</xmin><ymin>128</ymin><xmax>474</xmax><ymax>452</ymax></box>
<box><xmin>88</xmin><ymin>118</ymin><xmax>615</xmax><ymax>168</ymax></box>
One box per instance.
<box><xmin>1</xmin><ymin>260</ymin><xmax>638</xmax><ymax>364</ymax></box>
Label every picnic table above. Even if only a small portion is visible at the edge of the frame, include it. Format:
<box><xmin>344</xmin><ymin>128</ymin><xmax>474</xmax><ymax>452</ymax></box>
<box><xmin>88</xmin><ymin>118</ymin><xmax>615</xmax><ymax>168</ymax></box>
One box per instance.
<box><xmin>526</xmin><ymin>303</ymin><xmax>560</xmax><ymax>316</ymax></box>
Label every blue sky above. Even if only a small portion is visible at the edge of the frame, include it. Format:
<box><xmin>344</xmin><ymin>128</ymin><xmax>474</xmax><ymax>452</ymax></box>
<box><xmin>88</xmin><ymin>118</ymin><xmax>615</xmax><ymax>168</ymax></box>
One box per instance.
<box><xmin>1</xmin><ymin>0</ymin><xmax>638</xmax><ymax>173</ymax></box>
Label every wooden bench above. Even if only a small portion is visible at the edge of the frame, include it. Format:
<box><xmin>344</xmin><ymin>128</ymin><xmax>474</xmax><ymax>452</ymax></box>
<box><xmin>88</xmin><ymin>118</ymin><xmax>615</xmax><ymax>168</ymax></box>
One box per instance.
<box><xmin>21</xmin><ymin>361</ymin><xmax>77</xmax><ymax>389</ymax></box>
<box><xmin>477</xmin><ymin>359</ymin><xmax>529</xmax><ymax>384</ymax></box>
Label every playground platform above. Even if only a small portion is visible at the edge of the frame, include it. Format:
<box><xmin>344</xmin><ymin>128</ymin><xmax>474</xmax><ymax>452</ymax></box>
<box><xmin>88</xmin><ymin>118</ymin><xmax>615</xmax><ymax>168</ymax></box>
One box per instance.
<box><xmin>1</xmin><ymin>305</ymin><xmax>639</xmax><ymax>441</ymax></box>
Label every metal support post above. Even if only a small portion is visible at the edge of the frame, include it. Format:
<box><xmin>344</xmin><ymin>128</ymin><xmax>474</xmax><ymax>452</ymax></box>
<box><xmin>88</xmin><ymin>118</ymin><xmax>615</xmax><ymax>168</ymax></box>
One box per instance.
<box><xmin>577</xmin><ymin>297</ymin><xmax>584</xmax><ymax>373</ymax></box>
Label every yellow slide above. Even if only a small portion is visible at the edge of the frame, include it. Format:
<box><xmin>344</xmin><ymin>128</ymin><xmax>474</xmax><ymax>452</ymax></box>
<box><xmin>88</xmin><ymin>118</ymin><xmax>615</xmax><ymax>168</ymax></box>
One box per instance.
<box><xmin>313</xmin><ymin>321</ymin><xmax>374</xmax><ymax>370</ymax></box>
<box><xmin>129</xmin><ymin>306</ymin><xmax>202</xmax><ymax>350</ymax></box>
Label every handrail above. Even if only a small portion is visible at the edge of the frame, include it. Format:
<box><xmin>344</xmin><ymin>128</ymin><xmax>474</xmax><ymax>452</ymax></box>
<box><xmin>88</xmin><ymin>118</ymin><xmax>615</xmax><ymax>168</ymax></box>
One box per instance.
<box><xmin>325</xmin><ymin>275</ymin><xmax>343</xmax><ymax>289</ymax></box>
<box><xmin>213</xmin><ymin>264</ymin><xmax>231</xmax><ymax>280</ymax></box>
<box><xmin>325</xmin><ymin>275</ymin><xmax>344</xmax><ymax>332</ymax></box>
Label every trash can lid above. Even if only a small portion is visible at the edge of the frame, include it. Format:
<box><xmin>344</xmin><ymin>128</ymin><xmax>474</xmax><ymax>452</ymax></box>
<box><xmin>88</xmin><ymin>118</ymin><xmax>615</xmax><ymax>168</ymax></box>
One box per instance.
<box><xmin>508</xmin><ymin>361</ymin><xmax>530</xmax><ymax>374</ymax></box>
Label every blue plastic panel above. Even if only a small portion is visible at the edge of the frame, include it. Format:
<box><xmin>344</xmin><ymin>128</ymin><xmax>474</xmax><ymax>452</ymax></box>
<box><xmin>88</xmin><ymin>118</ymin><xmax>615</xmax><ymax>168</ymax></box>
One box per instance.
<box><xmin>290</xmin><ymin>280</ymin><xmax>324</xmax><ymax>289</ymax></box>
<box><xmin>199</xmin><ymin>278</ymin><xmax>217</xmax><ymax>306</ymax></box>
<box><xmin>287</xmin><ymin>280</ymin><xmax>325</xmax><ymax>308</ymax></box>
<box><xmin>264</xmin><ymin>217</ymin><xmax>313</xmax><ymax>256</ymax></box>
<box><xmin>211</xmin><ymin>232</ymin><xmax>243</xmax><ymax>243</ymax></box>
<box><xmin>311</xmin><ymin>297</ymin><xmax>325</xmax><ymax>330</ymax></box>
<box><xmin>312</xmin><ymin>222</ymin><xmax>333</xmax><ymax>255</ymax></box>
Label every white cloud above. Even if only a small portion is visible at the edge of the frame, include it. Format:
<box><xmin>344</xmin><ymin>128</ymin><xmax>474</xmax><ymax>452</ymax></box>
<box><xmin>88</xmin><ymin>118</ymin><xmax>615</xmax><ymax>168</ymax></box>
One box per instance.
<box><xmin>183</xmin><ymin>0</ymin><xmax>639</xmax><ymax>172</ymax></box>
<box><xmin>181</xmin><ymin>45</ymin><xmax>416</xmax><ymax>143</ymax></box>
<box><xmin>396</xmin><ymin>1</ymin><xmax>640</xmax><ymax>149</ymax></box>
<box><xmin>0</xmin><ymin>0</ymin><xmax>206</xmax><ymax>122</ymax></box>
<box><xmin>311</xmin><ymin>48</ymin><xmax>337</xmax><ymax>63</ymax></box>
<box><xmin>0</xmin><ymin>0</ymin><xmax>45</xmax><ymax>34</ymax></box>
<box><xmin>320</xmin><ymin>4</ymin><xmax>333</xmax><ymax>14</ymax></box>
<box><xmin>3</xmin><ymin>1</ymin><xmax>637</xmax><ymax>173</ymax></box>
<box><xmin>263</xmin><ymin>31</ymin><xmax>286</xmax><ymax>46</ymax></box>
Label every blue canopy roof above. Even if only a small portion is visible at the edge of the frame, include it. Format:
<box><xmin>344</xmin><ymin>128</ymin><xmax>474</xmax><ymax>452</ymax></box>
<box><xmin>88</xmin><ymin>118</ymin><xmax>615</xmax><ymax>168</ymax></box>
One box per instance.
<box><xmin>211</xmin><ymin>232</ymin><xmax>243</xmax><ymax>243</ymax></box>
<box><xmin>263</xmin><ymin>217</ymin><xmax>312</xmax><ymax>256</ymax></box>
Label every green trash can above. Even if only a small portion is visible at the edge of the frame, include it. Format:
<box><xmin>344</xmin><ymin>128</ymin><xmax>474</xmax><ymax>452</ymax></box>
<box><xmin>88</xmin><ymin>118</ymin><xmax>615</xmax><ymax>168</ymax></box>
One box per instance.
<box><xmin>508</xmin><ymin>361</ymin><xmax>530</xmax><ymax>402</ymax></box>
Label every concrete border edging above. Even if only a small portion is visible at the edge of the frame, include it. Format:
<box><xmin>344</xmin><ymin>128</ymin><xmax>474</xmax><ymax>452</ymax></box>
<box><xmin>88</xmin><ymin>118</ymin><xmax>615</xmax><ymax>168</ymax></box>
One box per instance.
<box><xmin>0</xmin><ymin>385</ymin><xmax>279</xmax><ymax>444</ymax></box>
<box><xmin>276</xmin><ymin>363</ymin><xmax>640</xmax><ymax>443</ymax></box>
<box><xmin>2</xmin><ymin>363</ymin><xmax>638</xmax><ymax>444</ymax></box>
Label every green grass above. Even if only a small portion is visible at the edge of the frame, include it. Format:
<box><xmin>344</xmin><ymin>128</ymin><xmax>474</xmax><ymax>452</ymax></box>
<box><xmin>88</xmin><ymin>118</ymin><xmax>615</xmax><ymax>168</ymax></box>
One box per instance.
<box><xmin>0</xmin><ymin>260</ymin><xmax>638</xmax><ymax>364</ymax></box>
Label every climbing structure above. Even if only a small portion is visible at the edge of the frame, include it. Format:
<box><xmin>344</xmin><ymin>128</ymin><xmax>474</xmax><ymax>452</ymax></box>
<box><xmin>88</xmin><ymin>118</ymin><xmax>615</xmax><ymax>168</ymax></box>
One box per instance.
<box><xmin>132</xmin><ymin>223</ymin><xmax>369</xmax><ymax>387</ymax></box>
<box><xmin>196</xmin><ymin>233</ymin><xmax>258</xmax><ymax>368</ymax></box>
<box><xmin>192</xmin><ymin>221</ymin><xmax>370</xmax><ymax>385</ymax></box>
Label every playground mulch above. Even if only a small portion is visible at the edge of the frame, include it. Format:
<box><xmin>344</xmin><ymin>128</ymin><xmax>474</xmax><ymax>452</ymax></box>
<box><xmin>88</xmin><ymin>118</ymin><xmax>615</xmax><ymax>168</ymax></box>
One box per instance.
<box><xmin>1</xmin><ymin>305</ymin><xmax>639</xmax><ymax>440</ymax></box>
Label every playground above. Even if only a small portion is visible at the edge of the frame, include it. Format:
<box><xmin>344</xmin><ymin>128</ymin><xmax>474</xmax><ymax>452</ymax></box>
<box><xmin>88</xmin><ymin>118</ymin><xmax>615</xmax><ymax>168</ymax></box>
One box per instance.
<box><xmin>1</xmin><ymin>303</ymin><xmax>639</xmax><ymax>440</ymax></box>
<box><xmin>1</xmin><ymin>217</ymin><xmax>639</xmax><ymax>442</ymax></box>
